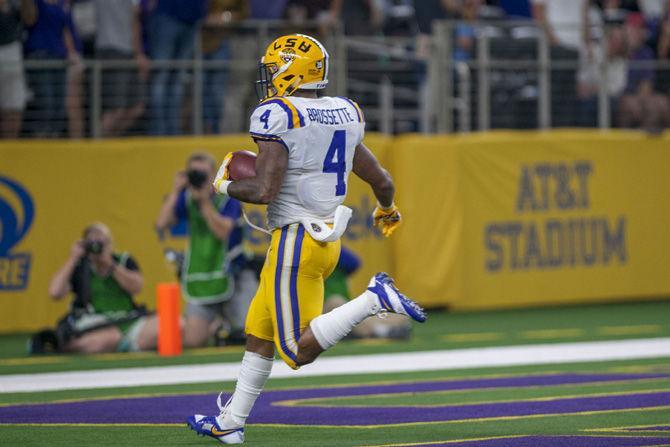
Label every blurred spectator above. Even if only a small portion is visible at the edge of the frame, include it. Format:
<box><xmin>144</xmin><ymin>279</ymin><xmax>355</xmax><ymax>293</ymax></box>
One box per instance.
<box><xmin>324</xmin><ymin>246</ymin><xmax>411</xmax><ymax>340</ymax></box>
<box><xmin>640</xmin><ymin>0</ymin><xmax>665</xmax><ymax>18</ymax></box>
<box><xmin>201</xmin><ymin>0</ymin><xmax>247</xmax><ymax>134</ymax></box>
<box><xmin>286</xmin><ymin>0</ymin><xmax>331</xmax><ymax>22</ymax></box>
<box><xmin>415</xmin><ymin>0</ymin><xmax>451</xmax><ymax>37</ymax></box>
<box><xmin>219</xmin><ymin>4</ymin><xmax>259</xmax><ymax>134</ymax></box>
<box><xmin>45</xmin><ymin>223</ymin><xmax>157</xmax><ymax>353</ymax></box>
<box><xmin>442</xmin><ymin>0</ymin><xmax>465</xmax><ymax>18</ymax></box>
<box><xmin>618</xmin><ymin>12</ymin><xmax>669</xmax><ymax>130</ymax></box>
<box><xmin>24</xmin><ymin>0</ymin><xmax>79</xmax><ymax>137</ymax></box>
<box><xmin>379</xmin><ymin>0</ymin><xmax>417</xmax><ymax>37</ymax></box>
<box><xmin>577</xmin><ymin>25</ymin><xmax>628</xmax><ymax>126</ymax></box>
<box><xmin>148</xmin><ymin>0</ymin><xmax>207</xmax><ymax>135</ymax></box>
<box><xmin>155</xmin><ymin>152</ymin><xmax>256</xmax><ymax>348</ymax></box>
<box><xmin>659</xmin><ymin>1</ymin><xmax>670</xmax><ymax>57</ymax></box>
<box><xmin>70</xmin><ymin>0</ymin><xmax>94</xmax><ymax>54</ymax></box>
<box><xmin>65</xmin><ymin>6</ymin><xmax>84</xmax><ymax>138</ymax></box>
<box><xmin>249</xmin><ymin>0</ymin><xmax>288</xmax><ymax>19</ymax></box>
<box><xmin>639</xmin><ymin>0</ymin><xmax>669</xmax><ymax>53</ymax></box>
<box><xmin>493</xmin><ymin>0</ymin><xmax>532</xmax><ymax>18</ymax></box>
<box><xmin>94</xmin><ymin>0</ymin><xmax>148</xmax><ymax>137</ymax></box>
<box><xmin>595</xmin><ymin>0</ymin><xmax>640</xmax><ymax>23</ymax></box>
<box><xmin>330</xmin><ymin>0</ymin><xmax>383</xmax><ymax>36</ymax></box>
<box><xmin>0</xmin><ymin>0</ymin><xmax>36</xmax><ymax>138</ymax></box>
<box><xmin>532</xmin><ymin>0</ymin><xmax>589</xmax><ymax>127</ymax></box>
<box><xmin>415</xmin><ymin>0</ymin><xmax>451</xmax><ymax>63</ymax></box>
<box><xmin>285</xmin><ymin>0</ymin><xmax>334</xmax><ymax>38</ymax></box>
<box><xmin>454</xmin><ymin>0</ymin><xmax>481</xmax><ymax>63</ymax></box>
<box><xmin>139</xmin><ymin>0</ymin><xmax>156</xmax><ymax>55</ymax></box>
<box><xmin>658</xmin><ymin>2</ymin><xmax>670</xmax><ymax>96</ymax></box>
<box><xmin>414</xmin><ymin>0</ymin><xmax>452</xmax><ymax>126</ymax></box>
<box><xmin>531</xmin><ymin>0</ymin><xmax>589</xmax><ymax>49</ymax></box>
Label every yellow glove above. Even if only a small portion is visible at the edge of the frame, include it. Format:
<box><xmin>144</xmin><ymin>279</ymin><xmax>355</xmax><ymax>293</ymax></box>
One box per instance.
<box><xmin>213</xmin><ymin>152</ymin><xmax>233</xmax><ymax>194</ymax></box>
<box><xmin>373</xmin><ymin>203</ymin><xmax>402</xmax><ymax>237</ymax></box>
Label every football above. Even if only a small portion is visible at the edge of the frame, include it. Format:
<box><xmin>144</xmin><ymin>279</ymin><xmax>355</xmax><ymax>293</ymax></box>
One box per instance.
<box><xmin>228</xmin><ymin>150</ymin><xmax>257</xmax><ymax>181</ymax></box>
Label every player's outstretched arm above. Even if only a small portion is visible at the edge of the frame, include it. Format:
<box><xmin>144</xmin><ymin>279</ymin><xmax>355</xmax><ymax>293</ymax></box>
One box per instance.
<box><xmin>353</xmin><ymin>143</ymin><xmax>402</xmax><ymax>237</ymax></box>
<box><xmin>227</xmin><ymin>140</ymin><xmax>288</xmax><ymax>205</ymax></box>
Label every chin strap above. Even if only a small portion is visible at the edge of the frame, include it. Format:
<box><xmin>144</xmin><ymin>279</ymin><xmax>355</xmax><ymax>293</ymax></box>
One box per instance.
<box><xmin>272</xmin><ymin>60</ymin><xmax>292</xmax><ymax>80</ymax></box>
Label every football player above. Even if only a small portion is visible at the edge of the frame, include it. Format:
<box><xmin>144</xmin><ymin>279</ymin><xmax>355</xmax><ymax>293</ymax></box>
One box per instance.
<box><xmin>187</xmin><ymin>33</ymin><xmax>427</xmax><ymax>444</ymax></box>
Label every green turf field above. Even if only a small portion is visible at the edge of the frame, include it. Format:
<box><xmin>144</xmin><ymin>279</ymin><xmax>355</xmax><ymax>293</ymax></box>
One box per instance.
<box><xmin>1</xmin><ymin>301</ymin><xmax>669</xmax><ymax>446</ymax></box>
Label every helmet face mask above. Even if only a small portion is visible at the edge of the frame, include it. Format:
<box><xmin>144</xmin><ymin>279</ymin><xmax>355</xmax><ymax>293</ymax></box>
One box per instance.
<box><xmin>255</xmin><ymin>34</ymin><xmax>329</xmax><ymax>101</ymax></box>
<box><xmin>255</xmin><ymin>62</ymin><xmax>277</xmax><ymax>101</ymax></box>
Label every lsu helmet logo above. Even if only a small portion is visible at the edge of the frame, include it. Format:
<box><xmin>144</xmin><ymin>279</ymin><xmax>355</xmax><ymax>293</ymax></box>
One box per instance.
<box><xmin>280</xmin><ymin>48</ymin><xmax>296</xmax><ymax>64</ymax></box>
<box><xmin>0</xmin><ymin>176</ymin><xmax>34</xmax><ymax>290</ymax></box>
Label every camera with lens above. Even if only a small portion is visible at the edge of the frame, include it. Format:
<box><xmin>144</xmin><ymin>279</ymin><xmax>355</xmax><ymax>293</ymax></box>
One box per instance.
<box><xmin>187</xmin><ymin>169</ymin><xmax>208</xmax><ymax>188</ymax></box>
<box><xmin>84</xmin><ymin>240</ymin><xmax>104</xmax><ymax>255</ymax></box>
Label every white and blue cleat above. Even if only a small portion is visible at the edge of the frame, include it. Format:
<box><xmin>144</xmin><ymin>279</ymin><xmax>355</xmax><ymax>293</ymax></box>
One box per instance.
<box><xmin>367</xmin><ymin>272</ymin><xmax>427</xmax><ymax>323</ymax></box>
<box><xmin>186</xmin><ymin>414</ymin><xmax>245</xmax><ymax>444</ymax></box>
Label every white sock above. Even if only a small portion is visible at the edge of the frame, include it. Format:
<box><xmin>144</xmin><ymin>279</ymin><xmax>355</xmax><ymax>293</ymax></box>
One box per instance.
<box><xmin>217</xmin><ymin>351</ymin><xmax>273</xmax><ymax>427</ymax></box>
<box><xmin>310</xmin><ymin>290</ymin><xmax>380</xmax><ymax>350</ymax></box>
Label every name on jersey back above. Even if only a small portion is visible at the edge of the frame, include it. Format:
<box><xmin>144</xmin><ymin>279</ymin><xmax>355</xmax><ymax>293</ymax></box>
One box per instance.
<box><xmin>306</xmin><ymin>107</ymin><xmax>356</xmax><ymax>125</ymax></box>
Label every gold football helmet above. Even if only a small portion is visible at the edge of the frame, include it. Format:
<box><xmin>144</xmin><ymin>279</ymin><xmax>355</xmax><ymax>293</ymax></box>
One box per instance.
<box><xmin>256</xmin><ymin>34</ymin><xmax>329</xmax><ymax>100</ymax></box>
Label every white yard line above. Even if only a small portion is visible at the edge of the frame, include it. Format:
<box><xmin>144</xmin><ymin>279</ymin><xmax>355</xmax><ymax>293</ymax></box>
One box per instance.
<box><xmin>2</xmin><ymin>338</ymin><xmax>670</xmax><ymax>393</ymax></box>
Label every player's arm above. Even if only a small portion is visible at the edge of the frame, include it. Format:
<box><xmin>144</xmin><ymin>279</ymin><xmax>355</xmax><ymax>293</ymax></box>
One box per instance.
<box><xmin>353</xmin><ymin>143</ymin><xmax>394</xmax><ymax>207</ymax></box>
<box><xmin>226</xmin><ymin>140</ymin><xmax>288</xmax><ymax>204</ymax></box>
<box><xmin>353</xmin><ymin>143</ymin><xmax>401</xmax><ymax>237</ymax></box>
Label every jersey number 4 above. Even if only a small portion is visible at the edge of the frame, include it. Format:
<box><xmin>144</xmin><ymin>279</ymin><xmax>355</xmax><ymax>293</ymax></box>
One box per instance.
<box><xmin>259</xmin><ymin>109</ymin><xmax>271</xmax><ymax>129</ymax></box>
<box><xmin>323</xmin><ymin>130</ymin><xmax>347</xmax><ymax>196</ymax></box>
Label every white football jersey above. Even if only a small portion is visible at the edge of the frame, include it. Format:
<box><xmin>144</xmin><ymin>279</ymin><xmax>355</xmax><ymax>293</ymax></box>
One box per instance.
<box><xmin>249</xmin><ymin>95</ymin><xmax>365</xmax><ymax>230</ymax></box>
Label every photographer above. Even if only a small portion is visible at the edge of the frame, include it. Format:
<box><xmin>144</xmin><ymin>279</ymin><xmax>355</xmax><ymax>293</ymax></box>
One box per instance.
<box><xmin>46</xmin><ymin>223</ymin><xmax>158</xmax><ymax>353</ymax></box>
<box><xmin>156</xmin><ymin>152</ymin><xmax>255</xmax><ymax>348</ymax></box>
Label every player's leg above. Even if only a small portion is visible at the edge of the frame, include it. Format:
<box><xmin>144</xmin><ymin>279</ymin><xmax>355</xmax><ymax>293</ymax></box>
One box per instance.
<box><xmin>266</xmin><ymin>223</ymin><xmax>375</xmax><ymax>367</ymax></box>
<box><xmin>187</xmin><ymin>239</ymin><xmax>277</xmax><ymax>444</ymax></box>
<box><xmin>211</xmin><ymin>224</ymin><xmax>327</xmax><ymax>430</ymax></box>
<box><xmin>266</xmin><ymin>224</ymin><xmax>336</xmax><ymax>369</ymax></box>
<box><xmin>187</xmin><ymin>305</ymin><xmax>274</xmax><ymax>444</ymax></box>
<box><xmin>296</xmin><ymin>286</ymin><xmax>377</xmax><ymax>365</ymax></box>
<box><xmin>305</xmin><ymin>272</ymin><xmax>427</xmax><ymax>361</ymax></box>
<box><xmin>266</xmin><ymin>224</ymin><xmax>426</xmax><ymax>367</ymax></box>
<box><xmin>216</xmin><ymin>295</ymin><xmax>275</xmax><ymax>429</ymax></box>
<box><xmin>324</xmin><ymin>295</ymin><xmax>412</xmax><ymax>339</ymax></box>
